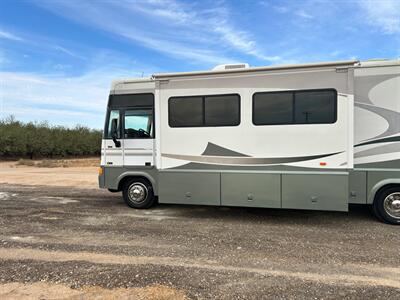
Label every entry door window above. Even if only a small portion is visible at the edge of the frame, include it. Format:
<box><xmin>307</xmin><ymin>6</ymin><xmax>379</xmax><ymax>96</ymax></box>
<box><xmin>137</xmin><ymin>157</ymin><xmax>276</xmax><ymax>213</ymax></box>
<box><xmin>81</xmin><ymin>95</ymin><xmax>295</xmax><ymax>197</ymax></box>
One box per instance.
<box><xmin>124</xmin><ymin>109</ymin><xmax>153</xmax><ymax>138</ymax></box>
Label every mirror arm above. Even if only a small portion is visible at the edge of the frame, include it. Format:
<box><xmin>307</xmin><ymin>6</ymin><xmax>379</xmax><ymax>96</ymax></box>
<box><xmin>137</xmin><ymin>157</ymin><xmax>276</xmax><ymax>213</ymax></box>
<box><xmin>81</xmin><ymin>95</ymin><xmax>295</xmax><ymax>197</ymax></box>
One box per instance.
<box><xmin>112</xmin><ymin>135</ymin><xmax>121</xmax><ymax>148</ymax></box>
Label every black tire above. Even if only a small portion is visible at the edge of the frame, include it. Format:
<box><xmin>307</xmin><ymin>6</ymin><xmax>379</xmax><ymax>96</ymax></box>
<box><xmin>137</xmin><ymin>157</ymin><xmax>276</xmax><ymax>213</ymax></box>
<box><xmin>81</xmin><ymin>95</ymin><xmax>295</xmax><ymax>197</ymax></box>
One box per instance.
<box><xmin>108</xmin><ymin>189</ymin><xmax>120</xmax><ymax>193</ymax></box>
<box><xmin>372</xmin><ymin>186</ymin><xmax>400</xmax><ymax>225</ymax></box>
<box><xmin>122</xmin><ymin>178</ymin><xmax>155</xmax><ymax>209</ymax></box>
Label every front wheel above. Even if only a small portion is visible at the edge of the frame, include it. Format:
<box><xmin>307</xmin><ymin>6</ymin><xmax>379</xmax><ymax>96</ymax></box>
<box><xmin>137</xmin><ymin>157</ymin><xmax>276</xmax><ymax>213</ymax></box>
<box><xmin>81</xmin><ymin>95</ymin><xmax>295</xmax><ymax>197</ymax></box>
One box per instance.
<box><xmin>122</xmin><ymin>178</ymin><xmax>155</xmax><ymax>209</ymax></box>
<box><xmin>373</xmin><ymin>186</ymin><xmax>400</xmax><ymax>225</ymax></box>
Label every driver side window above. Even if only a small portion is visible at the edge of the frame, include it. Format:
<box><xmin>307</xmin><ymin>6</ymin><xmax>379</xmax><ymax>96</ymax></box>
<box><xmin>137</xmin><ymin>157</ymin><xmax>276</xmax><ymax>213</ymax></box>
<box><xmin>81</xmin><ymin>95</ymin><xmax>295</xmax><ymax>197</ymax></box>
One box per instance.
<box><xmin>124</xmin><ymin>109</ymin><xmax>153</xmax><ymax>139</ymax></box>
<box><xmin>107</xmin><ymin>109</ymin><xmax>120</xmax><ymax>139</ymax></box>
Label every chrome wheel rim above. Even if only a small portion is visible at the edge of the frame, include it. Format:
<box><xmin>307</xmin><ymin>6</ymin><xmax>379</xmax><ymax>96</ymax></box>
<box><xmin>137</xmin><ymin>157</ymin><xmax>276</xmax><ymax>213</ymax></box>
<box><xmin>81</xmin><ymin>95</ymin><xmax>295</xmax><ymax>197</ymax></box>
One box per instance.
<box><xmin>128</xmin><ymin>183</ymin><xmax>147</xmax><ymax>203</ymax></box>
<box><xmin>383</xmin><ymin>192</ymin><xmax>400</xmax><ymax>219</ymax></box>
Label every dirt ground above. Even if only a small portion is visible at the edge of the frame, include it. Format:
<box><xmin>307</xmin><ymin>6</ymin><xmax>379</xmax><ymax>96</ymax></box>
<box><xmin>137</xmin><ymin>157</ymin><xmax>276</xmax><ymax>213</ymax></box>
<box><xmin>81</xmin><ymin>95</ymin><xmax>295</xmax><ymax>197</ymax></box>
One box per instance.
<box><xmin>0</xmin><ymin>160</ymin><xmax>98</xmax><ymax>188</ymax></box>
<box><xmin>0</xmin><ymin>282</ymin><xmax>188</xmax><ymax>300</ymax></box>
<box><xmin>0</xmin><ymin>159</ymin><xmax>399</xmax><ymax>299</ymax></box>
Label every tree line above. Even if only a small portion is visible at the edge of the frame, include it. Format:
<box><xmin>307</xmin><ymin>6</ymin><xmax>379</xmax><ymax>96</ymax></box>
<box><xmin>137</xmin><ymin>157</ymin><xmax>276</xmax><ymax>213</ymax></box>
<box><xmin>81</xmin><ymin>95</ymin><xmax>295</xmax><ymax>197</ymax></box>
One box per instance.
<box><xmin>0</xmin><ymin>116</ymin><xmax>102</xmax><ymax>159</ymax></box>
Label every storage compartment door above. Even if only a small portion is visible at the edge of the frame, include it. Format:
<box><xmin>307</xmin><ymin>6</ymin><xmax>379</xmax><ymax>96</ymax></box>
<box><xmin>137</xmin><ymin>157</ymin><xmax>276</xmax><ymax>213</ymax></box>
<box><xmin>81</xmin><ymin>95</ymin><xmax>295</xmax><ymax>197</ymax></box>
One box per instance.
<box><xmin>221</xmin><ymin>173</ymin><xmax>281</xmax><ymax>208</ymax></box>
<box><xmin>158</xmin><ymin>172</ymin><xmax>220</xmax><ymax>205</ymax></box>
<box><xmin>282</xmin><ymin>173</ymin><xmax>349</xmax><ymax>211</ymax></box>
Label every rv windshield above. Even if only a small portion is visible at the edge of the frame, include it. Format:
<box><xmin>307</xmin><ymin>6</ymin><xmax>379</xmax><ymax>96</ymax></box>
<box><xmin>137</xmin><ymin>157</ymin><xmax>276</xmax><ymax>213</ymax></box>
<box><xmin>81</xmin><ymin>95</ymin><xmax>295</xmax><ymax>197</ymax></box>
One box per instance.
<box><xmin>124</xmin><ymin>109</ymin><xmax>153</xmax><ymax>138</ymax></box>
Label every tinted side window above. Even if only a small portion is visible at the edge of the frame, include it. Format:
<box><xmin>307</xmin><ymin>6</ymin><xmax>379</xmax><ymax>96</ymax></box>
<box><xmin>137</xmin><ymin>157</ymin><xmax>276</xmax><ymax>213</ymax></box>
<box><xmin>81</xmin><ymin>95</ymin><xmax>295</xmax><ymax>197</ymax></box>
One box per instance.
<box><xmin>108</xmin><ymin>93</ymin><xmax>154</xmax><ymax>108</ymax></box>
<box><xmin>294</xmin><ymin>90</ymin><xmax>336</xmax><ymax>124</ymax></box>
<box><xmin>253</xmin><ymin>89</ymin><xmax>337</xmax><ymax>125</ymax></box>
<box><xmin>169</xmin><ymin>97</ymin><xmax>203</xmax><ymax>127</ymax></box>
<box><xmin>253</xmin><ymin>92</ymin><xmax>293</xmax><ymax>125</ymax></box>
<box><xmin>205</xmin><ymin>95</ymin><xmax>240</xmax><ymax>126</ymax></box>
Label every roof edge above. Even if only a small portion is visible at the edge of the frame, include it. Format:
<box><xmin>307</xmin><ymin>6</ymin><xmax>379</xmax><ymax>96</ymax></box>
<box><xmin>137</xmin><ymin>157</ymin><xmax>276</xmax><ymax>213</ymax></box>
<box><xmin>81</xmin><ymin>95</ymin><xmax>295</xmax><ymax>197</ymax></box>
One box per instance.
<box><xmin>152</xmin><ymin>60</ymin><xmax>359</xmax><ymax>79</ymax></box>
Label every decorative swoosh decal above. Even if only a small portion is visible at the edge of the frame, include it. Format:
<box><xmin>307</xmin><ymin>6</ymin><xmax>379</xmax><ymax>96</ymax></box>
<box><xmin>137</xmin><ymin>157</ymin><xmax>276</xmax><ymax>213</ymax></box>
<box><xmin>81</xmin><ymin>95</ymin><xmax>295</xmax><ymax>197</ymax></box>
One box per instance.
<box><xmin>355</xmin><ymin>102</ymin><xmax>400</xmax><ymax>141</ymax></box>
<box><xmin>354</xmin><ymin>74</ymin><xmax>398</xmax><ymax>106</ymax></box>
<box><xmin>355</xmin><ymin>135</ymin><xmax>400</xmax><ymax>147</ymax></box>
<box><xmin>201</xmin><ymin>142</ymin><xmax>249</xmax><ymax>157</ymax></box>
<box><xmin>162</xmin><ymin>151</ymin><xmax>343</xmax><ymax>165</ymax></box>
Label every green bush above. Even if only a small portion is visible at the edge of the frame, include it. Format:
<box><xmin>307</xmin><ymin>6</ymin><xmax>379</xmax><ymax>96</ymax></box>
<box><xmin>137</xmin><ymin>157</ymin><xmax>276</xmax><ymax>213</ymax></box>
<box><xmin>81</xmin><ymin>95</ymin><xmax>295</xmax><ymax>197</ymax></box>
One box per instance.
<box><xmin>0</xmin><ymin>116</ymin><xmax>102</xmax><ymax>159</ymax></box>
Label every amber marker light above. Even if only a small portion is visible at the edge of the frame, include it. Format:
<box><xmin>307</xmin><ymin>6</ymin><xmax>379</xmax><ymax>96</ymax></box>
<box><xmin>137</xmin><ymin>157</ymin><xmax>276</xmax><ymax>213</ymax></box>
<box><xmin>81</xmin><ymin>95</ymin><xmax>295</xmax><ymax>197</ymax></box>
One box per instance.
<box><xmin>319</xmin><ymin>162</ymin><xmax>327</xmax><ymax>166</ymax></box>
<box><xmin>98</xmin><ymin>167</ymin><xmax>104</xmax><ymax>175</ymax></box>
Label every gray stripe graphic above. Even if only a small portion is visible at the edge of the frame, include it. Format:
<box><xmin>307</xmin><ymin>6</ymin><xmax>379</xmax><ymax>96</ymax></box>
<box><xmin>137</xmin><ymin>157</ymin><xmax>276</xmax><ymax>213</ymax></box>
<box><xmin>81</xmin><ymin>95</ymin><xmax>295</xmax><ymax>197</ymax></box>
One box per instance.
<box><xmin>168</xmin><ymin>162</ymin><xmax>342</xmax><ymax>171</ymax></box>
<box><xmin>355</xmin><ymin>159</ymin><xmax>400</xmax><ymax>169</ymax></box>
<box><xmin>355</xmin><ymin>135</ymin><xmax>400</xmax><ymax>147</ymax></box>
<box><xmin>355</xmin><ymin>142</ymin><xmax>400</xmax><ymax>158</ymax></box>
<box><xmin>162</xmin><ymin>152</ymin><xmax>343</xmax><ymax>165</ymax></box>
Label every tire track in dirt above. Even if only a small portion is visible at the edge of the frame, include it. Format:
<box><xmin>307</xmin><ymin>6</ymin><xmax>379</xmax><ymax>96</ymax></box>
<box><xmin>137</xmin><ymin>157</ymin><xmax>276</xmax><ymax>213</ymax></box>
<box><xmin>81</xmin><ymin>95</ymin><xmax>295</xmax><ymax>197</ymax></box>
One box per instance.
<box><xmin>0</xmin><ymin>247</ymin><xmax>399</xmax><ymax>289</ymax></box>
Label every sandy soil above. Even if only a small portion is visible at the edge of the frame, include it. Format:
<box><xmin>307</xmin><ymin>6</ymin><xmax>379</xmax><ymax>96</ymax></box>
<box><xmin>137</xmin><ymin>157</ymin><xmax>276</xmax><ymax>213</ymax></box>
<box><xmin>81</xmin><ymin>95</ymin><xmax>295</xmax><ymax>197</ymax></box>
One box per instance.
<box><xmin>0</xmin><ymin>282</ymin><xmax>188</xmax><ymax>300</ymax></box>
<box><xmin>0</xmin><ymin>160</ymin><xmax>99</xmax><ymax>188</ymax></box>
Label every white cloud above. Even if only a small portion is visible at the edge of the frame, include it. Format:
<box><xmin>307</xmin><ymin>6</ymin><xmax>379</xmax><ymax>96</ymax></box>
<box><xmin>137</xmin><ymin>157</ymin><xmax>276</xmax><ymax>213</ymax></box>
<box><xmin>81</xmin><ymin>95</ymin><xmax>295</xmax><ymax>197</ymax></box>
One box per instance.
<box><xmin>52</xmin><ymin>63</ymin><xmax>72</xmax><ymax>70</ymax></box>
<box><xmin>273</xmin><ymin>5</ymin><xmax>289</xmax><ymax>14</ymax></box>
<box><xmin>3</xmin><ymin>106</ymin><xmax>99</xmax><ymax>119</ymax></box>
<box><xmin>128</xmin><ymin>0</ymin><xmax>196</xmax><ymax>24</ymax></box>
<box><xmin>0</xmin><ymin>65</ymin><xmax>151</xmax><ymax>128</ymax></box>
<box><xmin>34</xmin><ymin>0</ymin><xmax>280</xmax><ymax>65</ymax></box>
<box><xmin>212</xmin><ymin>24</ymin><xmax>281</xmax><ymax>62</ymax></box>
<box><xmin>0</xmin><ymin>29</ymin><xmax>24</xmax><ymax>41</ymax></box>
<box><xmin>295</xmin><ymin>10</ymin><xmax>314</xmax><ymax>20</ymax></box>
<box><xmin>0</xmin><ymin>28</ymin><xmax>86</xmax><ymax>60</ymax></box>
<box><xmin>358</xmin><ymin>0</ymin><xmax>400</xmax><ymax>34</ymax></box>
<box><xmin>52</xmin><ymin>45</ymin><xmax>86</xmax><ymax>60</ymax></box>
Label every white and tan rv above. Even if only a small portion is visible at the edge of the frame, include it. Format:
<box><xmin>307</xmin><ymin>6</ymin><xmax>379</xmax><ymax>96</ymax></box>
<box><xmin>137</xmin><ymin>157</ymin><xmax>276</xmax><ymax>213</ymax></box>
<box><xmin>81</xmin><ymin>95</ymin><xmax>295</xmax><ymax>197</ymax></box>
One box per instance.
<box><xmin>98</xmin><ymin>59</ymin><xmax>400</xmax><ymax>225</ymax></box>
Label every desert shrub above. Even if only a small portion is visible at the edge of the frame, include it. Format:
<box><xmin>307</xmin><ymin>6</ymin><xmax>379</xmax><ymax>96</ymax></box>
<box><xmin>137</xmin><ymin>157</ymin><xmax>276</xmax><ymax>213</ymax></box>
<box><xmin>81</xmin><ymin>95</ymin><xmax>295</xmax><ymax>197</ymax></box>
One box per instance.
<box><xmin>0</xmin><ymin>116</ymin><xmax>102</xmax><ymax>159</ymax></box>
<box><xmin>36</xmin><ymin>160</ymin><xmax>58</xmax><ymax>168</ymax></box>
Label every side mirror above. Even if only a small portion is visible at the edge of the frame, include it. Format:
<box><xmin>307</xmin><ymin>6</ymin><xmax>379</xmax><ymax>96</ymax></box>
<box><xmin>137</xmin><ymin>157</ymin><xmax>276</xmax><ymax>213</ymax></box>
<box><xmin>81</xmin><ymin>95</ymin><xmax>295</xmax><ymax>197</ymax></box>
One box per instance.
<box><xmin>111</xmin><ymin>118</ymin><xmax>121</xmax><ymax>147</ymax></box>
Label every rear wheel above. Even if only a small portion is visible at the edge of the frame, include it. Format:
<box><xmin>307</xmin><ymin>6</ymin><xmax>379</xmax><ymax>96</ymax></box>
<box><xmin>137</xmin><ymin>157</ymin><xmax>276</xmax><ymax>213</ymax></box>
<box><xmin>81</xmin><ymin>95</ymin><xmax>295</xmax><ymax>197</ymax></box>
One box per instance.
<box><xmin>122</xmin><ymin>178</ymin><xmax>155</xmax><ymax>209</ymax></box>
<box><xmin>373</xmin><ymin>186</ymin><xmax>400</xmax><ymax>225</ymax></box>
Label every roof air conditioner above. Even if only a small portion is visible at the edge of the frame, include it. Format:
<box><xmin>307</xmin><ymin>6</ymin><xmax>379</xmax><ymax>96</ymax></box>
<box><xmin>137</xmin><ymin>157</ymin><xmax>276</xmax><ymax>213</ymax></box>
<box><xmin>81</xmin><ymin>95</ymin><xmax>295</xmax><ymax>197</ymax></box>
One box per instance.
<box><xmin>212</xmin><ymin>63</ymin><xmax>250</xmax><ymax>71</ymax></box>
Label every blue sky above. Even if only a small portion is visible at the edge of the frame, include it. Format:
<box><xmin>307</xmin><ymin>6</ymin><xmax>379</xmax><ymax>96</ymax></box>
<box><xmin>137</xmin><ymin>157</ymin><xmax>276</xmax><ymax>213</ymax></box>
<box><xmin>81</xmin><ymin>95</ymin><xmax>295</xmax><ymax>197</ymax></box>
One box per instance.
<box><xmin>0</xmin><ymin>0</ymin><xmax>399</xmax><ymax>128</ymax></box>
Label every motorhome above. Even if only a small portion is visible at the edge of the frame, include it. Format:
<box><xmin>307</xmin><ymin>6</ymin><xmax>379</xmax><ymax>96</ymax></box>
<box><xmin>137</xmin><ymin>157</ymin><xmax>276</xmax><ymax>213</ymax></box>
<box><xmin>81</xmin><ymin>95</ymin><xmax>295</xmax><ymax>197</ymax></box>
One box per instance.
<box><xmin>98</xmin><ymin>59</ymin><xmax>400</xmax><ymax>225</ymax></box>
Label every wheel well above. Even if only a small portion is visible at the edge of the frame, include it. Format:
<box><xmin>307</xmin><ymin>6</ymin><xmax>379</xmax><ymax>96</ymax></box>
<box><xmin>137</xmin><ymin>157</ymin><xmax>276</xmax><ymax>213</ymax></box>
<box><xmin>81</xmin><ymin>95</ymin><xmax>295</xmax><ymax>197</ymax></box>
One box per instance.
<box><xmin>118</xmin><ymin>176</ymin><xmax>152</xmax><ymax>191</ymax></box>
<box><xmin>373</xmin><ymin>183</ymin><xmax>400</xmax><ymax>201</ymax></box>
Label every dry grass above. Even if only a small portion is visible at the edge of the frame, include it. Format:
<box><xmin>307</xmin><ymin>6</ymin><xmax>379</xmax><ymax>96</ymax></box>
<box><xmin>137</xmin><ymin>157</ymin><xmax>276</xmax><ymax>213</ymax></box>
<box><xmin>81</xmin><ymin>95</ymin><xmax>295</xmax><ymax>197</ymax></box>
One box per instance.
<box><xmin>16</xmin><ymin>159</ymin><xmax>36</xmax><ymax>166</ymax></box>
